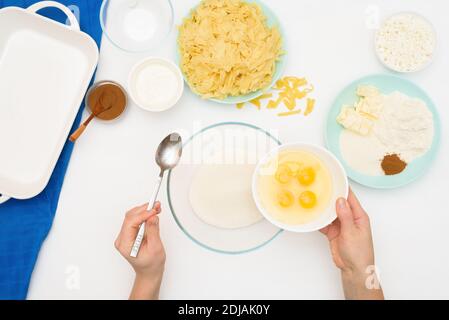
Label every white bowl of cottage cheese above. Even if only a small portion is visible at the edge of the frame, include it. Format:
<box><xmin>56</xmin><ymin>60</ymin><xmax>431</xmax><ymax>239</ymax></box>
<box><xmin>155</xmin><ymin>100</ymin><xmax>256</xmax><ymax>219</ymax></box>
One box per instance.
<box><xmin>375</xmin><ymin>12</ymin><xmax>437</xmax><ymax>73</ymax></box>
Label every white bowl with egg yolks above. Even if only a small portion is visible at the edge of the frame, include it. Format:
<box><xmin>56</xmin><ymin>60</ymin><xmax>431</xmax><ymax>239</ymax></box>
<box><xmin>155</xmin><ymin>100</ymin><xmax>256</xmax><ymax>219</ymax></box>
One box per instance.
<box><xmin>252</xmin><ymin>143</ymin><xmax>349</xmax><ymax>233</ymax></box>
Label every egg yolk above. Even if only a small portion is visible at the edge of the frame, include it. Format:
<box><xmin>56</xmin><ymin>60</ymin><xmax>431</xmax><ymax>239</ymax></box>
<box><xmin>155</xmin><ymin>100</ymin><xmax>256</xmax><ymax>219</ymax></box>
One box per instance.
<box><xmin>297</xmin><ymin>167</ymin><xmax>316</xmax><ymax>186</ymax></box>
<box><xmin>275</xmin><ymin>164</ymin><xmax>293</xmax><ymax>184</ymax></box>
<box><xmin>277</xmin><ymin>190</ymin><xmax>294</xmax><ymax>208</ymax></box>
<box><xmin>299</xmin><ymin>191</ymin><xmax>317</xmax><ymax>209</ymax></box>
<box><xmin>284</xmin><ymin>161</ymin><xmax>301</xmax><ymax>175</ymax></box>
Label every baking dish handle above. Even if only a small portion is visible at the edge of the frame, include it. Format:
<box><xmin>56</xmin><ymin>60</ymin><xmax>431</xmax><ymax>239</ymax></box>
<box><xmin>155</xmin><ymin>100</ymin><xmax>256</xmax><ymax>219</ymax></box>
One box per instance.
<box><xmin>0</xmin><ymin>194</ymin><xmax>10</xmax><ymax>205</ymax></box>
<box><xmin>27</xmin><ymin>1</ymin><xmax>80</xmax><ymax>31</ymax></box>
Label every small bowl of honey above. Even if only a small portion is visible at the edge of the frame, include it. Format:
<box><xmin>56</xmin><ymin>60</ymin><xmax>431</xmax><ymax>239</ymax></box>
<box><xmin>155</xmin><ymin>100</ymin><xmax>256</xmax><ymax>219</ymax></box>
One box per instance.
<box><xmin>86</xmin><ymin>81</ymin><xmax>128</xmax><ymax>122</ymax></box>
<box><xmin>69</xmin><ymin>81</ymin><xmax>128</xmax><ymax>142</ymax></box>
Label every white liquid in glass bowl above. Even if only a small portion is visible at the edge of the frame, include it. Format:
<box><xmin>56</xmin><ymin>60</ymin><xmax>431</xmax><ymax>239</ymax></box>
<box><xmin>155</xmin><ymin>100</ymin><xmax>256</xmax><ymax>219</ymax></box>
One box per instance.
<box><xmin>100</xmin><ymin>0</ymin><xmax>174</xmax><ymax>52</ymax></box>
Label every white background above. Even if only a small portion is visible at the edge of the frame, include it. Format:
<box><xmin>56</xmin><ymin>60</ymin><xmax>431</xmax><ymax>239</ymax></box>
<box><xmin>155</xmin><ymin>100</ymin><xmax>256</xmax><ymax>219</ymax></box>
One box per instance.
<box><xmin>28</xmin><ymin>0</ymin><xmax>449</xmax><ymax>299</ymax></box>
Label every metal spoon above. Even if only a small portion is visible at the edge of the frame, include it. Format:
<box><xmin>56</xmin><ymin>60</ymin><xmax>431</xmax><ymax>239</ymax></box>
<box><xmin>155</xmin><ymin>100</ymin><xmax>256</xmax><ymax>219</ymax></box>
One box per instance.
<box><xmin>130</xmin><ymin>133</ymin><xmax>183</xmax><ymax>257</ymax></box>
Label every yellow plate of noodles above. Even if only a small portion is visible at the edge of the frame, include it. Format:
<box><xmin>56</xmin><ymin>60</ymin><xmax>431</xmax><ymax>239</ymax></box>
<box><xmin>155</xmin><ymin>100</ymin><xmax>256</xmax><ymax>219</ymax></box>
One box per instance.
<box><xmin>177</xmin><ymin>0</ymin><xmax>286</xmax><ymax>104</ymax></box>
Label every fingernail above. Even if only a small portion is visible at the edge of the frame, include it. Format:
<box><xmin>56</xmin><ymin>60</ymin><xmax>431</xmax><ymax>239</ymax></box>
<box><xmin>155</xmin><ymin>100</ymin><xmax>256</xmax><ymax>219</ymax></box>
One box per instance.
<box><xmin>338</xmin><ymin>198</ymin><xmax>348</xmax><ymax>210</ymax></box>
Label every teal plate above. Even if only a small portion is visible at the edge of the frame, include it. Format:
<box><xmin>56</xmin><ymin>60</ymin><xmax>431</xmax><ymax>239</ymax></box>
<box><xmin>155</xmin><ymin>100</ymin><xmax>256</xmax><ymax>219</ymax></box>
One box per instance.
<box><xmin>177</xmin><ymin>0</ymin><xmax>286</xmax><ymax>104</ymax></box>
<box><xmin>325</xmin><ymin>74</ymin><xmax>441</xmax><ymax>189</ymax></box>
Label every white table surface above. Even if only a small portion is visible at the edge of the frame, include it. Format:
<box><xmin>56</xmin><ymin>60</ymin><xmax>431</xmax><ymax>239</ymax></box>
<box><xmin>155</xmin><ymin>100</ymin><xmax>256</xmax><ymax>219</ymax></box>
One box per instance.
<box><xmin>27</xmin><ymin>0</ymin><xmax>449</xmax><ymax>299</ymax></box>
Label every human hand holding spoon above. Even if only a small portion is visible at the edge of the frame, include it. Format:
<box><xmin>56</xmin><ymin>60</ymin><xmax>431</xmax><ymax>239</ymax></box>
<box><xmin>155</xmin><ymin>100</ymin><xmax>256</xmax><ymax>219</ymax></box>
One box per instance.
<box><xmin>130</xmin><ymin>133</ymin><xmax>183</xmax><ymax>258</ymax></box>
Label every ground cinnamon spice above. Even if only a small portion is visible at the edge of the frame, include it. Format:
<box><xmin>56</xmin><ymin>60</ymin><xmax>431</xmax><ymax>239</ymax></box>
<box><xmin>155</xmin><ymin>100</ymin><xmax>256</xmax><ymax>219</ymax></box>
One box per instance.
<box><xmin>381</xmin><ymin>154</ymin><xmax>407</xmax><ymax>175</ymax></box>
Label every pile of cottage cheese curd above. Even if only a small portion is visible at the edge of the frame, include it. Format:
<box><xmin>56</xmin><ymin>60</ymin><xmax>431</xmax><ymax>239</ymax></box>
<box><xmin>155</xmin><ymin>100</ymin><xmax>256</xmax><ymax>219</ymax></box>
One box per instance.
<box><xmin>375</xmin><ymin>12</ymin><xmax>436</xmax><ymax>73</ymax></box>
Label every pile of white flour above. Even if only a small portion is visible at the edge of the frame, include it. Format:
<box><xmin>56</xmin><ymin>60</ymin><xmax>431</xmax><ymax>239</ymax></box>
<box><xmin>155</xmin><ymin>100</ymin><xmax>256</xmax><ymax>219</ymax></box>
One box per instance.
<box><xmin>340</xmin><ymin>91</ymin><xmax>434</xmax><ymax>176</ymax></box>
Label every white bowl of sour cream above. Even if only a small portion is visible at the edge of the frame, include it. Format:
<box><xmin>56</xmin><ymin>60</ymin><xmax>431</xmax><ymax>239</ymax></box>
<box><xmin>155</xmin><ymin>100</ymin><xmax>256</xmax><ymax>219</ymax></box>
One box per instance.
<box><xmin>128</xmin><ymin>57</ymin><xmax>184</xmax><ymax>112</ymax></box>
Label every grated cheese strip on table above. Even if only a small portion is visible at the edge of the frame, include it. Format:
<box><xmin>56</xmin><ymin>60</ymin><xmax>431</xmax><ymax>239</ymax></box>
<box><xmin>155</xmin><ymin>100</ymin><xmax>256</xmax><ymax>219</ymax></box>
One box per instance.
<box><xmin>235</xmin><ymin>76</ymin><xmax>316</xmax><ymax>117</ymax></box>
<box><xmin>304</xmin><ymin>99</ymin><xmax>315</xmax><ymax>116</ymax></box>
<box><xmin>249</xmin><ymin>99</ymin><xmax>262</xmax><ymax>109</ymax></box>
<box><xmin>278</xmin><ymin>109</ymin><xmax>302</xmax><ymax>117</ymax></box>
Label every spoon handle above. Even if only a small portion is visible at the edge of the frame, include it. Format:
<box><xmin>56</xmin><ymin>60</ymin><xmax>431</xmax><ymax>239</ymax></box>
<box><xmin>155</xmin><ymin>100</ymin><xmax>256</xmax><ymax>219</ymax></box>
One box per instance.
<box><xmin>130</xmin><ymin>173</ymin><xmax>163</xmax><ymax>258</ymax></box>
<box><xmin>69</xmin><ymin>123</ymin><xmax>88</xmax><ymax>142</ymax></box>
<box><xmin>69</xmin><ymin>101</ymin><xmax>103</xmax><ymax>142</ymax></box>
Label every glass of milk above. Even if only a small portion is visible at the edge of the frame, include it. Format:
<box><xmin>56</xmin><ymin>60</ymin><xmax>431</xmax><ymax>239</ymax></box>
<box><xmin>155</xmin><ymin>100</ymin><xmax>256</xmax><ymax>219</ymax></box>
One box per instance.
<box><xmin>100</xmin><ymin>0</ymin><xmax>174</xmax><ymax>52</ymax></box>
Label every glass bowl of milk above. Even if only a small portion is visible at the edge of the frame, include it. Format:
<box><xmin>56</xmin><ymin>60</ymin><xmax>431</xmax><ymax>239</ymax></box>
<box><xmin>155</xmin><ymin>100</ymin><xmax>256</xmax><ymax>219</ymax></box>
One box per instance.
<box><xmin>100</xmin><ymin>0</ymin><xmax>174</xmax><ymax>52</ymax></box>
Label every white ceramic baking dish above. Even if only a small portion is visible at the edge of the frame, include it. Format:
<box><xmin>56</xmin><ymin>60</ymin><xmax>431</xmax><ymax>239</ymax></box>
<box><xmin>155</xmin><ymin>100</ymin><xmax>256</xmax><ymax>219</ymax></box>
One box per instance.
<box><xmin>0</xmin><ymin>1</ymin><xmax>99</xmax><ymax>204</ymax></box>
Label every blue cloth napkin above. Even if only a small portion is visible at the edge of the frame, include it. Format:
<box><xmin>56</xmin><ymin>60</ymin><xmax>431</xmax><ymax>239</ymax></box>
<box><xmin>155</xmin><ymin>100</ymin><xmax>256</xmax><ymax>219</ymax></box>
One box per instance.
<box><xmin>0</xmin><ymin>0</ymin><xmax>102</xmax><ymax>300</ymax></box>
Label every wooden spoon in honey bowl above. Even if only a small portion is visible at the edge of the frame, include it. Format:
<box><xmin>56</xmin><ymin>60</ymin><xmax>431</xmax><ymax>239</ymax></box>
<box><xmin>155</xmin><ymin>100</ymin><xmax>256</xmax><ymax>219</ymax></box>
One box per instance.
<box><xmin>69</xmin><ymin>92</ymin><xmax>114</xmax><ymax>142</ymax></box>
<box><xmin>69</xmin><ymin>81</ymin><xmax>127</xmax><ymax>143</ymax></box>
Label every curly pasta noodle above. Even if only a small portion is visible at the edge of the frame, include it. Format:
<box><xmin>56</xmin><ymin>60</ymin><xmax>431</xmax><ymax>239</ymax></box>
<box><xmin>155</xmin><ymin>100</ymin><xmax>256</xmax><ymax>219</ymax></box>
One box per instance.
<box><xmin>178</xmin><ymin>0</ymin><xmax>283</xmax><ymax>99</ymax></box>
